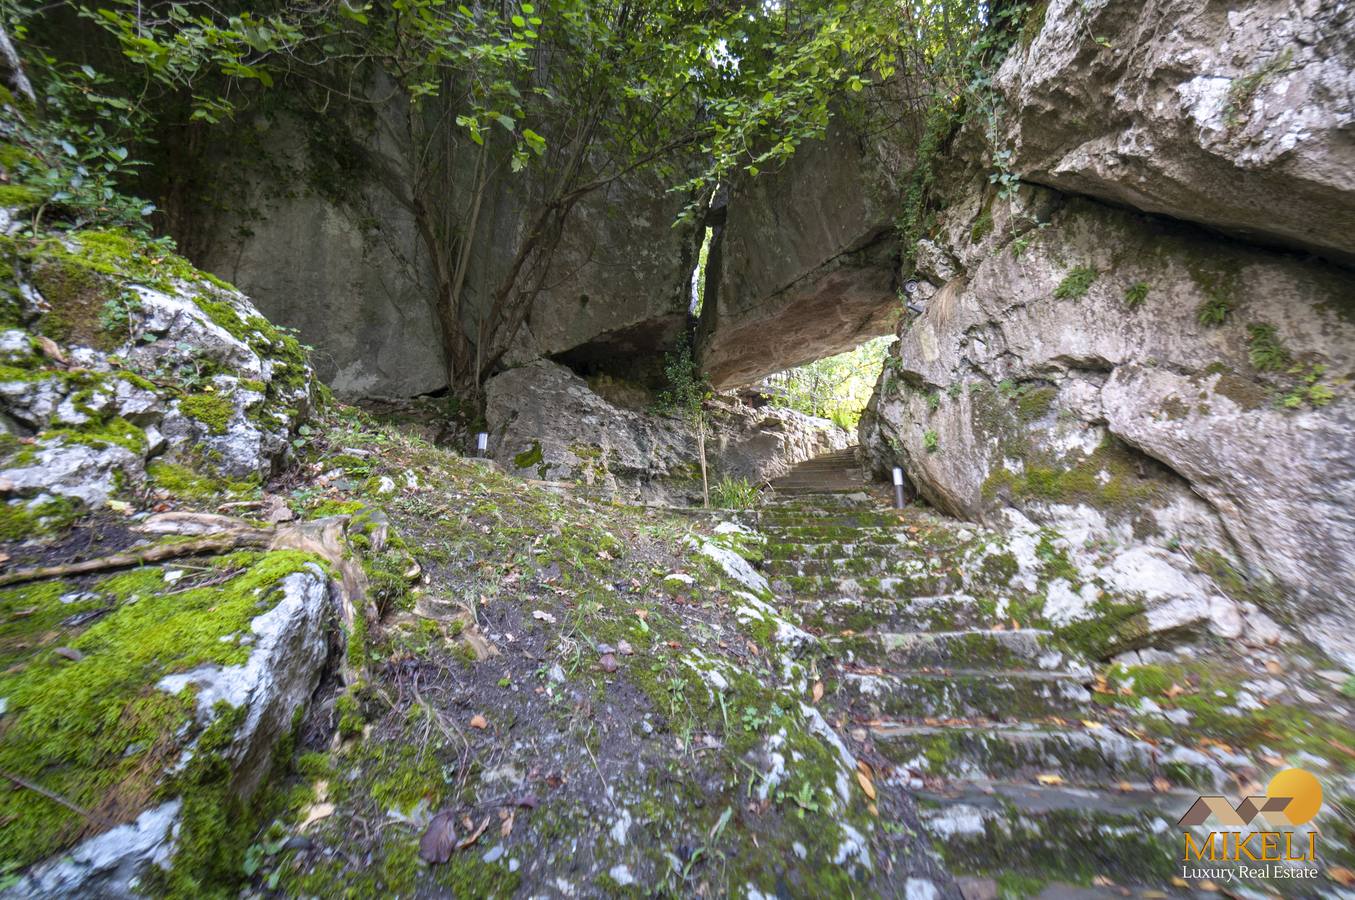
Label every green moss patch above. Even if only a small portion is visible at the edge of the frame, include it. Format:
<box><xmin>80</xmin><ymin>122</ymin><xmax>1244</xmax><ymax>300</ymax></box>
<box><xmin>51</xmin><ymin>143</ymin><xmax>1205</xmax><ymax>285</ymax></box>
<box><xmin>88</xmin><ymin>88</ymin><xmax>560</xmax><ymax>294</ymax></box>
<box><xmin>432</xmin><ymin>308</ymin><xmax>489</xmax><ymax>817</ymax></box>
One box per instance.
<box><xmin>179</xmin><ymin>392</ymin><xmax>236</xmax><ymax>435</ymax></box>
<box><xmin>0</xmin><ymin>550</ymin><xmax>322</xmax><ymax>869</ymax></box>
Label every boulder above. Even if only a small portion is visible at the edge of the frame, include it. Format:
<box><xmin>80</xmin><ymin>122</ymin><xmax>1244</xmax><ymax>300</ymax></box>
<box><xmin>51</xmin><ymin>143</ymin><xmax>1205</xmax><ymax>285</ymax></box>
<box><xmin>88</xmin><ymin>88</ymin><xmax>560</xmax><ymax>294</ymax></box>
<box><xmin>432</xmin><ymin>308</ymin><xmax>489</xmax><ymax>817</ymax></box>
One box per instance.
<box><xmin>0</xmin><ymin>227</ymin><xmax>317</xmax><ymax>520</ymax></box>
<box><xmin>698</xmin><ymin>120</ymin><xmax>904</xmax><ymax>387</ymax></box>
<box><xmin>188</xmin><ymin>106</ymin><xmax>696</xmax><ymax>398</ymax></box>
<box><xmin>2</xmin><ymin>561</ymin><xmax>335</xmax><ymax>898</ymax></box>
<box><xmin>998</xmin><ymin>0</ymin><xmax>1355</xmax><ymax>262</ymax></box>
<box><xmin>484</xmin><ymin>360</ymin><xmax>848</xmax><ymax>503</ymax></box>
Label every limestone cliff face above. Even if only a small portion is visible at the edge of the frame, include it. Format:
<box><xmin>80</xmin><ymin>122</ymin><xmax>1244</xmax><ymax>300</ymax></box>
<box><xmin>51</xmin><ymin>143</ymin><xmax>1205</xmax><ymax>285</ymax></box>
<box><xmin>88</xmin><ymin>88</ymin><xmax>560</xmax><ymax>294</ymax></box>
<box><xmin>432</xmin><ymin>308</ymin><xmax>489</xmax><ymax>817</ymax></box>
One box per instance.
<box><xmin>996</xmin><ymin>0</ymin><xmax>1355</xmax><ymax>262</ymax></box>
<box><xmin>697</xmin><ymin>119</ymin><xmax>906</xmax><ymax>388</ymax></box>
<box><xmin>859</xmin><ymin>0</ymin><xmax>1355</xmax><ymax>669</ymax></box>
<box><xmin>187</xmin><ymin>103</ymin><xmax>697</xmax><ymax>398</ymax></box>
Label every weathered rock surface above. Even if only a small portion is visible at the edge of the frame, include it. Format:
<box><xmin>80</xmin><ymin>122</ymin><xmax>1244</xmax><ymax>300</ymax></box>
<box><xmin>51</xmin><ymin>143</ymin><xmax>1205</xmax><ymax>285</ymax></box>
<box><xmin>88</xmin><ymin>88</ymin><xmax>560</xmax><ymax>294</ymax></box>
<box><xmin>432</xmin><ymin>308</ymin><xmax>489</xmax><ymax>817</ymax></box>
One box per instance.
<box><xmin>188</xmin><ymin>108</ymin><xmax>695</xmax><ymax>397</ymax></box>
<box><xmin>698</xmin><ymin>121</ymin><xmax>904</xmax><ymax>387</ymax></box>
<box><xmin>998</xmin><ymin>0</ymin><xmax>1355</xmax><ymax>262</ymax></box>
<box><xmin>861</xmin><ymin>187</ymin><xmax>1355</xmax><ymax>668</ymax></box>
<box><xmin>484</xmin><ymin>359</ymin><xmax>847</xmax><ymax>503</ymax></box>
<box><xmin>0</xmin><ymin>226</ymin><xmax>317</xmax><ymax>523</ymax></box>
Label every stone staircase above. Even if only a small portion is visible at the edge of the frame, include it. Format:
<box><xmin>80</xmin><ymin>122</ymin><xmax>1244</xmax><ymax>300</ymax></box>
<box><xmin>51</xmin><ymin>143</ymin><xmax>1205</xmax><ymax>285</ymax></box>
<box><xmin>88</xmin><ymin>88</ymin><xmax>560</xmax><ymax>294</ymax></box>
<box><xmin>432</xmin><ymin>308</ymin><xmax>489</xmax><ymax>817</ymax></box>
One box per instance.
<box><xmin>748</xmin><ymin>472</ymin><xmax>1250</xmax><ymax>897</ymax></box>
<box><xmin>769</xmin><ymin>446</ymin><xmax>868</xmax><ymax>497</ymax></box>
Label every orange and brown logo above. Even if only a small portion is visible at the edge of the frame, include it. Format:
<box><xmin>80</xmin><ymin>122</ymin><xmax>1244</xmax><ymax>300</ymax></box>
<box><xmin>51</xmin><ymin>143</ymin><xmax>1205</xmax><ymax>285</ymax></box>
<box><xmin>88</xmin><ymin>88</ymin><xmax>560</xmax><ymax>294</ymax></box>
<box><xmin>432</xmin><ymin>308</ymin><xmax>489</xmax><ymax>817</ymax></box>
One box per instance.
<box><xmin>1176</xmin><ymin>769</ymin><xmax>1323</xmax><ymax>883</ymax></box>
<box><xmin>1178</xmin><ymin>768</ymin><xmax>1323</xmax><ymax>828</ymax></box>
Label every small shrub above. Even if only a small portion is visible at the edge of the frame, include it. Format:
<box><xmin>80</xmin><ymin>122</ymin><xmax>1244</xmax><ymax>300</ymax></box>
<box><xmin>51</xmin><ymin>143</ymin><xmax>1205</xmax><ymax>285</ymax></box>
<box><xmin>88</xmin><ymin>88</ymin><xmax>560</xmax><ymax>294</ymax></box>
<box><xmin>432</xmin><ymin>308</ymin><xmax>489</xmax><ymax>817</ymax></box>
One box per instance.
<box><xmin>927</xmin><ymin>392</ymin><xmax>940</xmax><ymax>412</ymax></box>
<box><xmin>712</xmin><ymin>477</ymin><xmax>759</xmax><ymax>509</ymax></box>
<box><xmin>1124</xmin><ymin>282</ymin><xmax>1149</xmax><ymax>308</ymax></box>
<box><xmin>1196</xmin><ymin>293</ymin><xmax>1231</xmax><ymax>326</ymax></box>
<box><xmin>923</xmin><ymin>429</ymin><xmax>939</xmax><ymax>453</ymax></box>
<box><xmin>1053</xmin><ymin>266</ymin><xmax>1097</xmax><ymax>300</ymax></box>
<box><xmin>1246</xmin><ymin>323</ymin><xmax>1290</xmax><ymax>371</ymax></box>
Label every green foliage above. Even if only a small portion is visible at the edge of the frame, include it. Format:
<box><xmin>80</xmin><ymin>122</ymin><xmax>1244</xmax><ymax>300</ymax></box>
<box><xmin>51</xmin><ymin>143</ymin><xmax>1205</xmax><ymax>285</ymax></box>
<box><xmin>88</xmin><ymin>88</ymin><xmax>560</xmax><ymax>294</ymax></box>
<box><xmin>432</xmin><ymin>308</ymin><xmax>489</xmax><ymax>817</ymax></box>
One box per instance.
<box><xmin>1245</xmin><ymin>323</ymin><xmax>1290</xmax><ymax>371</ymax></box>
<box><xmin>1196</xmin><ymin>293</ymin><xmax>1231</xmax><ymax>326</ymax></box>
<box><xmin>923</xmin><ymin>429</ymin><xmax>939</xmax><ymax>453</ymax></box>
<box><xmin>1278</xmin><ymin>364</ymin><xmax>1335</xmax><ymax>410</ymax></box>
<box><xmin>1053</xmin><ymin>266</ymin><xmax>1097</xmax><ymax>300</ymax></box>
<box><xmin>654</xmin><ymin>339</ymin><xmax>708</xmax><ymax>421</ymax></box>
<box><xmin>1124</xmin><ymin>281</ymin><xmax>1149</xmax><ymax>308</ymax></box>
<box><xmin>763</xmin><ymin>337</ymin><xmax>889</xmax><ymax>431</ymax></box>
<box><xmin>711</xmin><ymin>477</ymin><xmax>758</xmax><ymax>510</ymax></box>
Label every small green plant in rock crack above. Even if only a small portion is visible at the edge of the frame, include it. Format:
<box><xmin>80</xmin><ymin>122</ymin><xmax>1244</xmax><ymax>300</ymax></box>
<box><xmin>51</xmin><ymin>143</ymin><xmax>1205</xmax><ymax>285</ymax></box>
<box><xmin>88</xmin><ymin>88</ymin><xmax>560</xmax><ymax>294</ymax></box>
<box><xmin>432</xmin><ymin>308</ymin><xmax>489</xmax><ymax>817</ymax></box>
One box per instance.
<box><xmin>740</xmin><ymin>702</ymin><xmax>786</xmax><ymax>733</ymax></box>
<box><xmin>1197</xmin><ymin>293</ymin><xmax>1231</xmax><ymax>326</ymax></box>
<box><xmin>927</xmin><ymin>392</ymin><xmax>940</xmax><ymax>412</ymax></box>
<box><xmin>98</xmin><ymin>289</ymin><xmax>142</xmax><ymax>341</ymax></box>
<box><xmin>1246</xmin><ymin>323</ymin><xmax>1291</xmax><ymax>372</ymax></box>
<box><xmin>777</xmin><ymin>781</ymin><xmax>823</xmax><ymax>820</ymax></box>
<box><xmin>923</xmin><ymin>429</ymin><xmax>940</xmax><ymax>453</ymax></box>
<box><xmin>1278</xmin><ymin>364</ymin><xmax>1335</xmax><ymax>410</ymax></box>
<box><xmin>1124</xmin><ymin>282</ymin><xmax>1149</xmax><ymax>309</ymax></box>
<box><xmin>1054</xmin><ymin>266</ymin><xmax>1098</xmax><ymax>300</ymax></box>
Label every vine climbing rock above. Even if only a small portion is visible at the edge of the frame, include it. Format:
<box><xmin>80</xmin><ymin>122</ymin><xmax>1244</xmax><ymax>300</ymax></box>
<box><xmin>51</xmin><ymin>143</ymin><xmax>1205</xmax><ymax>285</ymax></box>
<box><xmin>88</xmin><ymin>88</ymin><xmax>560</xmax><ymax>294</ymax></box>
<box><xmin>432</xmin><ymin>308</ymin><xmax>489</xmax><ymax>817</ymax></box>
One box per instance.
<box><xmin>742</xmin><ymin>478</ymin><xmax>1355</xmax><ymax>895</ymax></box>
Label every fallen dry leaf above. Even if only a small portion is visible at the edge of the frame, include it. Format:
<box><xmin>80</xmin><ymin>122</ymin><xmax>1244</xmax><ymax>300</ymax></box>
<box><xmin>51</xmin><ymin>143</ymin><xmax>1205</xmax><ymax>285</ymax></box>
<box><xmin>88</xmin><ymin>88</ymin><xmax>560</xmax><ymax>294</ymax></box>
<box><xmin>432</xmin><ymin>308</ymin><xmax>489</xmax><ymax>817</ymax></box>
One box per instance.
<box><xmin>469</xmin><ymin>714</ymin><xmax>488</xmax><ymax>729</ymax></box>
<box><xmin>1035</xmin><ymin>774</ymin><xmax>1065</xmax><ymax>786</ymax></box>
<box><xmin>867</xmin><ymin>802</ymin><xmax>878</xmax><ymax>817</ymax></box>
<box><xmin>418</xmin><ymin>810</ymin><xmax>457</xmax><ymax>864</ymax></box>
<box><xmin>1264</xmin><ymin>660</ymin><xmax>1284</xmax><ymax>676</ymax></box>
<box><xmin>531</xmin><ymin>610</ymin><xmax>557</xmax><ymax>624</ymax></box>
<box><xmin>1152</xmin><ymin>776</ymin><xmax>1172</xmax><ymax>793</ymax></box>
<box><xmin>35</xmin><ymin>335</ymin><xmax>67</xmax><ymax>365</ymax></box>
<box><xmin>500</xmin><ymin>812</ymin><xmax>515</xmax><ymax>838</ymax></box>
<box><xmin>1170</xmin><ymin>877</ymin><xmax>1189</xmax><ymax>888</ymax></box>
<box><xmin>1328</xmin><ymin>867</ymin><xmax>1355</xmax><ymax>887</ymax></box>
<box><xmin>298</xmin><ymin>802</ymin><xmax>335</xmax><ymax>831</ymax></box>
<box><xmin>1081</xmin><ymin>720</ymin><xmax>1102</xmax><ymax>730</ymax></box>
<box><xmin>1198</xmin><ymin>880</ymin><xmax>1219</xmax><ymax>892</ymax></box>
<box><xmin>1163</xmin><ymin>683</ymin><xmax>1185</xmax><ymax>699</ymax></box>
<box><xmin>456</xmin><ymin>815</ymin><xmax>492</xmax><ymax>850</ymax></box>
<box><xmin>1092</xmin><ymin>875</ymin><xmax>1115</xmax><ymax>887</ymax></box>
<box><xmin>812</xmin><ymin>681</ymin><xmax>824</xmax><ymax>704</ymax></box>
<box><xmin>856</xmin><ymin>769</ymin><xmax>876</xmax><ymax>801</ymax></box>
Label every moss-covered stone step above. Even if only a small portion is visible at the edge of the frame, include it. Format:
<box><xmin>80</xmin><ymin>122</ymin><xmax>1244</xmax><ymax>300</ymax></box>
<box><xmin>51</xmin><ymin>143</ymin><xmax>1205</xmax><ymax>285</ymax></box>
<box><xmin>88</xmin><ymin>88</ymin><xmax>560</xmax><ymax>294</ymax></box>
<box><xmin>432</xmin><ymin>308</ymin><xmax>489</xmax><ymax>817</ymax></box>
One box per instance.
<box><xmin>832</xmin><ymin>629</ymin><xmax>1083</xmax><ymax>672</ymax></box>
<box><xmin>776</xmin><ymin>572</ymin><xmax>959</xmax><ymax>600</ymax></box>
<box><xmin>756</xmin><ymin>510</ymin><xmax>911</xmax><ymax>529</ymax></box>
<box><xmin>764</xmin><ymin>555</ymin><xmax>933</xmax><ymax>579</ymax></box>
<box><xmin>839</xmin><ymin>669</ymin><xmax>1092</xmax><ymax>720</ymax></box>
<box><xmin>916</xmin><ymin>782</ymin><xmax>1188</xmax><ymax>889</ymax></box>
<box><xmin>761</xmin><ymin>537</ymin><xmax>908</xmax><ymax>560</ymax></box>
<box><xmin>804</xmin><ymin>594</ymin><xmax>996</xmax><ymax>633</ymax></box>
<box><xmin>871</xmin><ymin>722</ymin><xmax>1224</xmax><ymax>790</ymax></box>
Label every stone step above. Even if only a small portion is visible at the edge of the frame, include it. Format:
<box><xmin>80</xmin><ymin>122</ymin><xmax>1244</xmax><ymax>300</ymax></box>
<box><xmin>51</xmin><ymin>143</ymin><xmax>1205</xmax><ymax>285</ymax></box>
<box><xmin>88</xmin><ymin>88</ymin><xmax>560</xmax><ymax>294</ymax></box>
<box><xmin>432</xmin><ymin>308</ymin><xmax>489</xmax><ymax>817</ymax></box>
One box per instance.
<box><xmin>803</xmin><ymin>594</ymin><xmax>997</xmax><ymax>633</ymax></box>
<box><xmin>775</xmin><ymin>572</ymin><xmax>961</xmax><ymax>600</ymax></box>
<box><xmin>915</xmin><ymin>781</ymin><xmax>1188</xmax><ymax>889</ymax></box>
<box><xmin>871</xmin><ymin>721</ymin><xmax>1225</xmax><ymax>791</ymax></box>
<box><xmin>838</xmin><ymin>669</ymin><xmax>1092</xmax><ymax>720</ymax></box>
<box><xmin>762</xmin><ymin>538</ymin><xmax>911</xmax><ymax>560</ymax></box>
<box><xmin>764</xmin><ymin>555</ymin><xmax>940</xmax><ymax>579</ymax></box>
<box><xmin>831</xmin><ymin>629</ymin><xmax>1080</xmax><ymax>672</ymax></box>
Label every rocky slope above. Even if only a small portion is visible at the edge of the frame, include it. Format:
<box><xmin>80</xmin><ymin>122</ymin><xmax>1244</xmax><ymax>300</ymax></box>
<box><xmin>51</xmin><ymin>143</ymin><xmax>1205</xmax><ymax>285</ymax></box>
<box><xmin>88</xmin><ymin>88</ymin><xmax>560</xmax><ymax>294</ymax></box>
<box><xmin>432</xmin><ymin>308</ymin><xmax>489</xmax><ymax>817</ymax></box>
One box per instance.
<box><xmin>0</xmin><ymin>202</ymin><xmax>915</xmax><ymax>897</ymax></box>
